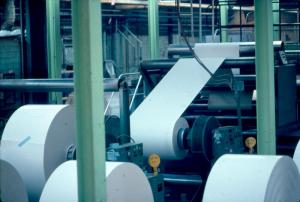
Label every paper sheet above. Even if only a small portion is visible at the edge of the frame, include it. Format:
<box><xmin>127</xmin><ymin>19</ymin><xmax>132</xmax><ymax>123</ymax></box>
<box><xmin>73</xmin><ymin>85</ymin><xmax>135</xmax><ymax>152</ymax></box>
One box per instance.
<box><xmin>130</xmin><ymin>58</ymin><xmax>224</xmax><ymax>159</ymax></box>
<box><xmin>194</xmin><ymin>43</ymin><xmax>240</xmax><ymax>58</ymax></box>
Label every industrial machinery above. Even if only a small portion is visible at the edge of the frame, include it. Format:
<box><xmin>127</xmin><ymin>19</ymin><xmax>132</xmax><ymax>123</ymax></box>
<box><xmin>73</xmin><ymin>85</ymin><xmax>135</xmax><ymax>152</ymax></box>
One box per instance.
<box><xmin>1</xmin><ymin>41</ymin><xmax>300</xmax><ymax>202</ymax></box>
<box><xmin>127</xmin><ymin>41</ymin><xmax>300</xmax><ymax>201</ymax></box>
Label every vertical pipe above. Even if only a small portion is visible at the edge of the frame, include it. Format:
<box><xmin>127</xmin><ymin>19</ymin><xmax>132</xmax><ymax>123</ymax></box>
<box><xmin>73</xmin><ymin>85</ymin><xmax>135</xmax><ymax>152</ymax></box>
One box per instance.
<box><xmin>72</xmin><ymin>0</ymin><xmax>106</xmax><ymax>201</ymax></box>
<box><xmin>24</xmin><ymin>0</ymin><xmax>32</xmax><ymax>78</ymax></box>
<box><xmin>190</xmin><ymin>0</ymin><xmax>194</xmax><ymax>43</ymax></box>
<box><xmin>177</xmin><ymin>0</ymin><xmax>181</xmax><ymax>44</ymax></box>
<box><xmin>148</xmin><ymin>0</ymin><xmax>159</xmax><ymax>59</ymax></box>
<box><xmin>199</xmin><ymin>0</ymin><xmax>202</xmax><ymax>42</ymax></box>
<box><xmin>103</xmin><ymin>31</ymin><xmax>107</xmax><ymax>60</ymax></box>
<box><xmin>20</xmin><ymin>0</ymin><xmax>26</xmax><ymax>104</ymax></box>
<box><xmin>255</xmin><ymin>0</ymin><xmax>276</xmax><ymax>155</ymax></box>
<box><xmin>273</xmin><ymin>0</ymin><xmax>280</xmax><ymax>40</ymax></box>
<box><xmin>20</xmin><ymin>0</ymin><xmax>25</xmax><ymax>78</ymax></box>
<box><xmin>298</xmin><ymin>8</ymin><xmax>300</xmax><ymax>43</ymax></box>
<box><xmin>211</xmin><ymin>0</ymin><xmax>215</xmax><ymax>42</ymax></box>
<box><xmin>46</xmin><ymin>0</ymin><xmax>62</xmax><ymax>103</ymax></box>
<box><xmin>239</xmin><ymin>5</ymin><xmax>242</xmax><ymax>42</ymax></box>
<box><xmin>119</xmin><ymin>81</ymin><xmax>130</xmax><ymax>144</ymax></box>
<box><xmin>220</xmin><ymin>1</ymin><xmax>228</xmax><ymax>42</ymax></box>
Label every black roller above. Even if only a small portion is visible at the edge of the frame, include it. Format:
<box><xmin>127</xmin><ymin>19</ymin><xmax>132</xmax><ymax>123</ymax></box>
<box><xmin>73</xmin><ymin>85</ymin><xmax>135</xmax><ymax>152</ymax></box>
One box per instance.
<box><xmin>187</xmin><ymin>116</ymin><xmax>220</xmax><ymax>161</ymax></box>
<box><xmin>105</xmin><ymin>115</ymin><xmax>120</xmax><ymax>146</ymax></box>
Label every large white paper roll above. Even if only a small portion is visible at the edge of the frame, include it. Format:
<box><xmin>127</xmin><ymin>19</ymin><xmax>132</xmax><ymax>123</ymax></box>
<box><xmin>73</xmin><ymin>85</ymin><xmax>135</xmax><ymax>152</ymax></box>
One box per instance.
<box><xmin>0</xmin><ymin>160</ymin><xmax>28</xmax><ymax>202</ymax></box>
<box><xmin>130</xmin><ymin>58</ymin><xmax>223</xmax><ymax>159</ymax></box>
<box><xmin>0</xmin><ymin>105</ymin><xmax>75</xmax><ymax>202</ymax></box>
<box><xmin>203</xmin><ymin>154</ymin><xmax>300</xmax><ymax>202</ymax></box>
<box><xmin>40</xmin><ymin>160</ymin><xmax>154</xmax><ymax>202</ymax></box>
<box><xmin>293</xmin><ymin>139</ymin><xmax>300</xmax><ymax>174</ymax></box>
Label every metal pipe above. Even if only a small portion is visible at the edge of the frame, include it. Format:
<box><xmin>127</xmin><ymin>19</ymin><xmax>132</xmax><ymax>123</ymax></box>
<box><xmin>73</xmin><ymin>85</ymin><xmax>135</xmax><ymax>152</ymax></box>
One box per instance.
<box><xmin>46</xmin><ymin>0</ymin><xmax>62</xmax><ymax>103</ymax></box>
<box><xmin>119</xmin><ymin>80</ymin><xmax>131</xmax><ymax>144</ymax></box>
<box><xmin>0</xmin><ymin>79</ymin><xmax>120</xmax><ymax>92</ymax></box>
<box><xmin>220</xmin><ymin>1</ymin><xmax>228</xmax><ymax>42</ymax></box>
<box><xmin>211</xmin><ymin>0</ymin><xmax>215</xmax><ymax>41</ymax></box>
<box><xmin>163</xmin><ymin>174</ymin><xmax>202</xmax><ymax>185</ymax></box>
<box><xmin>198</xmin><ymin>0</ymin><xmax>202</xmax><ymax>42</ymax></box>
<box><xmin>184</xmin><ymin>115</ymin><xmax>256</xmax><ymax>120</ymax></box>
<box><xmin>148</xmin><ymin>0</ymin><xmax>159</xmax><ymax>59</ymax></box>
<box><xmin>255</xmin><ymin>0</ymin><xmax>276</xmax><ymax>155</ymax></box>
<box><xmin>19</xmin><ymin>0</ymin><xmax>25</xmax><ymax>78</ymax></box>
<box><xmin>140</xmin><ymin>58</ymin><xmax>256</xmax><ymax>71</ymax></box>
<box><xmin>190</xmin><ymin>0</ymin><xmax>194</xmax><ymax>43</ymax></box>
<box><xmin>273</xmin><ymin>0</ymin><xmax>280</xmax><ymax>40</ymax></box>
<box><xmin>72</xmin><ymin>0</ymin><xmax>106</xmax><ymax>201</ymax></box>
<box><xmin>177</xmin><ymin>0</ymin><xmax>181</xmax><ymax>44</ymax></box>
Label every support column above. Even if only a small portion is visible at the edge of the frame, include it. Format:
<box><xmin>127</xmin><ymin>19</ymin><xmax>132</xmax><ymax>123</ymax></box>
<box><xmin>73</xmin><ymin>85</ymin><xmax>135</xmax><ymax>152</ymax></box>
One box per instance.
<box><xmin>46</xmin><ymin>0</ymin><xmax>62</xmax><ymax>103</ymax></box>
<box><xmin>198</xmin><ymin>0</ymin><xmax>202</xmax><ymax>42</ymax></box>
<box><xmin>220</xmin><ymin>2</ymin><xmax>228</xmax><ymax>42</ymax></box>
<box><xmin>148</xmin><ymin>0</ymin><xmax>159</xmax><ymax>59</ymax></box>
<box><xmin>72</xmin><ymin>0</ymin><xmax>106</xmax><ymax>201</ymax></box>
<box><xmin>255</xmin><ymin>0</ymin><xmax>276</xmax><ymax>155</ymax></box>
<box><xmin>24</xmin><ymin>0</ymin><xmax>48</xmax><ymax>103</ymax></box>
<box><xmin>273</xmin><ymin>0</ymin><xmax>280</xmax><ymax>40</ymax></box>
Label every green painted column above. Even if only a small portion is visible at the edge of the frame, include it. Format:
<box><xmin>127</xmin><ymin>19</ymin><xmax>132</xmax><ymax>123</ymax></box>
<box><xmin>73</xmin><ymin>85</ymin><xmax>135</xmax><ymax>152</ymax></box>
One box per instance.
<box><xmin>220</xmin><ymin>2</ymin><xmax>228</xmax><ymax>42</ymax></box>
<box><xmin>255</xmin><ymin>0</ymin><xmax>276</xmax><ymax>155</ymax></box>
<box><xmin>148</xmin><ymin>0</ymin><xmax>159</xmax><ymax>59</ymax></box>
<box><xmin>273</xmin><ymin>0</ymin><xmax>280</xmax><ymax>40</ymax></box>
<box><xmin>72</xmin><ymin>0</ymin><xmax>106</xmax><ymax>201</ymax></box>
<box><xmin>46</xmin><ymin>0</ymin><xmax>62</xmax><ymax>103</ymax></box>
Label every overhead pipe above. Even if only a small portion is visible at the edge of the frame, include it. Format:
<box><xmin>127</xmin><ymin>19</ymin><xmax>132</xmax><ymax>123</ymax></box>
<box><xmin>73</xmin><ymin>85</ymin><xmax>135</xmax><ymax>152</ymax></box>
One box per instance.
<box><xmin>0</xmin><ymin>78</ymin><xmax>120</xmax><ymax>92</ymax></box>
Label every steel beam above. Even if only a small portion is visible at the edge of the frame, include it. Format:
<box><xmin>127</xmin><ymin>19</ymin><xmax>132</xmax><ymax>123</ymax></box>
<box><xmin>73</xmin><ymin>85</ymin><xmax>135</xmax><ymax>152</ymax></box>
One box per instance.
<box><xmin>254</xmin><ymin>0</ymin><xmax>276</xmax><ymax>154</ymax></box>
<box><xmin>148</xmin><ymin>0</ymin><xmax>159</xmax><ymax>59</ymax></box>
<box><xmin>220</xmin><ymin>1</ymin><xmax>228</xmax><ymax>42</ymax></box>
<box><xmin>72</xmin><ymin>0</ymin><xmax>106</xmax><ymax>201</ymax></box>
<box><xmin>273</xmin><ymin>0</ymin><xmax>280</xmax><ymax>40</ymax></box>
<box><xmin>198</xmin><ymin>0</ymin><xmax>202</xmax><ymax>42</ymax></box>
<box><xmin>46</xmin><ymin>0</ymin><xmax>62</xmax><ymax>103</ymax></box>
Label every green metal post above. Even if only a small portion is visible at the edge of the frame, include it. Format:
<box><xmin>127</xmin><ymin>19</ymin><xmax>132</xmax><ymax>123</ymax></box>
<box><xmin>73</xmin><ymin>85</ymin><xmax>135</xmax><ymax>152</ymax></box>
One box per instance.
<box><xmin>254</xmin><ymin>0</ymin><xmax>276</xmax><ymax>155</ymax></box>
<box><xmin>72</xmin><ymin>0</ymin><xmax>106</xmax><ymax>201</ymax></box>
<box><xmin>148</xmin><ymin>0</ymin><xmax>159</xmax><ymax>59</ymax></box>
<box><xmin>220</xmin><ymin>2</ymin><xmax>228</xmax><ymax>42</ymax></box>
<box><xmin>273</xmin><ymin>0</ymin><xmax>280</xmax><ymax>40</ymax></box>
<box><xmin>46</xmin><ymin>0</ymin><xmax>62</xmax><ymax>103</ymax></box>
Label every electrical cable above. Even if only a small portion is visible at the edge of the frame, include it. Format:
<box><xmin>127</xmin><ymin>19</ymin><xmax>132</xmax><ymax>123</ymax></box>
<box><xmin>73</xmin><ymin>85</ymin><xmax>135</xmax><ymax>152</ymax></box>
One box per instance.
<box><xmin>175</xmin><ymin>0</ymin><xmax>213</xmax><ymax>76</ymax></box>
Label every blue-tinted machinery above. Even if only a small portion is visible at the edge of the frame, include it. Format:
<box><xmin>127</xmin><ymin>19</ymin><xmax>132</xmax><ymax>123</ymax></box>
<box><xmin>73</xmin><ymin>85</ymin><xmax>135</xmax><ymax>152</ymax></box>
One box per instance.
<box><xmin>0</xmin><ymin>41</ymin><xmax>300</xmax><ymax>201</ymax></box>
